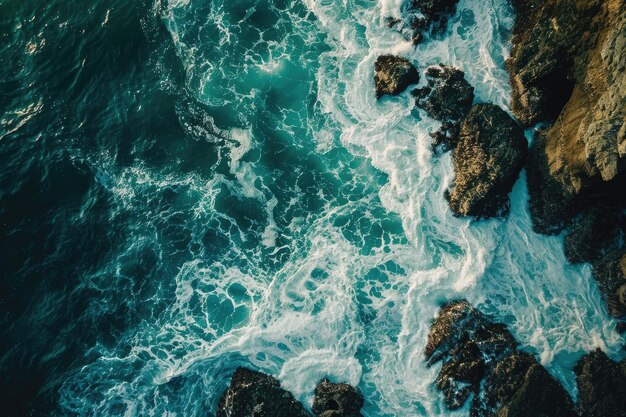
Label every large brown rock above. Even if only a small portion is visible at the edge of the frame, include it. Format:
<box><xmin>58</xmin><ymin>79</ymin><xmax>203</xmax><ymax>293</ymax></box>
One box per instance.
<box><xmin>374</xmin><ymin>55</ymin><xmax>419</xmax><ymax>99</ymax></box>
<box><xmin>446</xmin><ymin>104</ymin><xmax>527</xmax><ymax>218</ymax></box>
<box><xmin>425</xmin><ymin>301</ymin><xmax>576</xmax><ymax>417</ymax></box>
<box><xmin>574</xmin><ymin>349</ymin><xmax>626</xmax><ymax>417</ymax></box>
<box><xmin>508</xmin><ymin>0</ymin><xmax>626</xmax><ymax>232</ymax></box>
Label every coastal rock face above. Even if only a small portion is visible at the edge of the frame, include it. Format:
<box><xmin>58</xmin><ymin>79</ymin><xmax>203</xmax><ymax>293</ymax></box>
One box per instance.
<box><xmin>509</xmin><ymin>0</ymin><xmax>626</xmax><ymax>233</ymax></box>
<box><xmin>389</xmin><ymin>0</ymin><xmax>461</xmax><ymax>44</ymax></box>
<box><xmin>216</xmin><ymin>368</ymin><xmax>310</xmax><ymax>417</ymax></box>
<box><xmin>374</xmin><ymin>55</ymin><xmax>419</xmax><ymax>98</ymax></box>
<box><xmin>412</xmin><ymin>65</ymin><xmax>474</xmax><ymax>150</ymax></box>
<box><xmin>574</xmin><ymin>349</ymin><xmax>626</xmax><ymax>417</ymax></box>
<box><xmin>312</xmin><ymin>379</ymin><xmax>364</xmax><ymax>417</ymax></box>
<box><xmin>425</xmin><ymin>301</ymin><xmax>576</xmax><ymax>417</ymax></box>
<box><xmin>446</xmin><ymin>104</ymin><xmax>527</xmax><ymax>218</ymax></box>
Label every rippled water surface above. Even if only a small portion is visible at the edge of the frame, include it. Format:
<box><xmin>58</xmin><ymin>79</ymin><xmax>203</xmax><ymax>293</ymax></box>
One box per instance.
<box><xmin>1</xmin><ymin>0</ymin><xmax>623</xmax><ymax>416</ymax></box>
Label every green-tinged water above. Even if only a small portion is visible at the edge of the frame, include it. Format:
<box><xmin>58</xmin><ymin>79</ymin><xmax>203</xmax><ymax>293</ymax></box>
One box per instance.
<box><xmin>0</xmin><ymin>0</ymin><xmax>622</xmax><ymax>416</ymax></box>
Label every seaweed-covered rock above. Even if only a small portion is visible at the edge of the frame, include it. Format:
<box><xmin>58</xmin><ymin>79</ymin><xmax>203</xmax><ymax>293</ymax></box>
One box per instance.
<box><xmin>412</xmin><ymin>65</ymin><xmax>474</xmax><ymax>151</ymax></box>
<box><xmin>575</xmin><ymin>349</ymin><xmax>626</xmax><ymax>417</ymax></box>
<box><xmin>312</xmin><ymin>379</ymin><xmax>364</xmax><ymax>417</ymax></box>
<box><xmin>216</xmin><ymin>368</ymin><xmax>311</xmax><ymax>417</ymax></box>
<box><xmin>446</xmin><ymin>104</ymin><xmax>527</xmax><ymax>218</ymax></box>
<box><xmin>374</xmin><ymin>55</ymin><xmax>419</xmax><ymax>98</ymax></box>
<box><xmin>426</xmin><ymin>301</ymin><xmax>576</xmax><ymax>417</ymax></box>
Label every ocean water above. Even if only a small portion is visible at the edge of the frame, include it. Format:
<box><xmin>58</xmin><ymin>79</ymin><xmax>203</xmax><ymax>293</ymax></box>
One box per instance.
<box><xmin>0</xmin><ymin>0</ymin><xmax>623</xmax><ymax>416</ymax></box>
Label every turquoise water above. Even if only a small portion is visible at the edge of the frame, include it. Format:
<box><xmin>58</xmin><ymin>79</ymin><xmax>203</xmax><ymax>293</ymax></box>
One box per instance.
<box><xmin>0</xmin><ymin>0</ymin><xmax>623</xmax><ymax>416</ymax></box>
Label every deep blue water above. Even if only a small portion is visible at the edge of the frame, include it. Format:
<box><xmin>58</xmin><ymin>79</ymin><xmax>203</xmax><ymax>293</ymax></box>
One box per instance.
<box><xmin>0</xmin><ymin>1</ymin><xmax>623</xmax><ymax>416</ymax></box>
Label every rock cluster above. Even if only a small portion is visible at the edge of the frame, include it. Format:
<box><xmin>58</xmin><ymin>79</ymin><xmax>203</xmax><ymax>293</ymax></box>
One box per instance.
<box><xmin>426</xmin><ymin>301</ymin><xmax>626</xmax><ymax>417</ymax></box>
<box><xmin>446</xmin><ymin>104</ymin><xmax>527</xmax><ymax>218</ymax></box>
<box><xmin>374</xmin><ymin>55</ymin><xmax>419</xmax><ymax>98</ymax></box>
<box><xmin>216</xmin><ymin>368</ymin><xmax>364</xmax><ymax>417</ymax></box>
<box><xmin>425</xmin><ymin>300</ymin><xmax>576</xmax><ymax>417</ymax></box>
<box><xmin>412</xmin><ymin>65</ymin><xmax>474</xmax><ymax>151</ymax></box>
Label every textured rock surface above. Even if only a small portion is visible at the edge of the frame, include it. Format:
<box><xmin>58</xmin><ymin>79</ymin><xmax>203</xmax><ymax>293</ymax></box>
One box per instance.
<box><xmin>312</xmin><ymin>379</ymin><xmax>364</xmax><ymax>417</ymax></box>
<box><xmin>509</xmin><ymin>0</ymin><xmax>626</xmax><ymax>232</ymax></box>
<box><xmin>425</xmin><ymin>300</ymin><xmax>576</xmax><ymax>417</ymax></box>
<box><xmin>446</xmin><ymin>104</ymin><xmax>527</xmax><ymax>218</ymax></box>
<box><xmin>574</xmin><ymin>349</ymin><xmax>626</xmax><ymax>417</ymax></box>
<box><xmin>374</xmin><ymin>55</ymin><xmax>419</xmax><ymax>98</ymax></box>
<box><xmin>216</xmin><ymin>368</ymin><xmax>311</xmax><ymax>417</ymax></box>
<box><xmin>412</xmin><ymin>65</ymin><xmax>474</xmax><ymax>151</ymax></box>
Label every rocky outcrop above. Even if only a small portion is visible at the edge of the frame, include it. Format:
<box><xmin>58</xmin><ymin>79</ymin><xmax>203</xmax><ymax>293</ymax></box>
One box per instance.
<box><xmin>374</xmin><ymin>55</ymin><xmax>419</xmax><ymax>98</ymax></box>
<box><xmin>387</xmin><ymin>0</ymin><xmax>461</xmax><ymax>45</ymax></box>
<box><xmin>217</xmin><ymin>368</ymin><xmax>310</xmax><ymax>417</ymax></box>
<box><xmin>562</xmin><ymin>210</ymin><xmax>626</xmax><ymax>320</ymax></box>
<box><xmin>412</xmin><ymin>65</ymin><xmax>474</xmax><ymax>151</ymax></box>
<box><xmin>508</xmin><ymin>0</ymin><xmax>626</xmax><ymax>232</ymax></box>
<box><xmin>446</xmin><ymin>104</ymin><xmax>527</xmax><ymax>218</ymax></box>
<box><xmin>574</xmin><ymin>349</ymin><xmax>626</xmax><ymax>417</ymax></box>
<box><xmin>217</xmin><ymin>368</ymin><xmax>364</xmax><ymax>417</ymax></box>
<box><xmin>312</xmin><ymin>379</ymin><xmax>364</xmax><ymax>417</ymax></box>
<box><xmin>425</xmin><ymin>300</ymin><xmax>576</xmax><ymax>417</ymax></box>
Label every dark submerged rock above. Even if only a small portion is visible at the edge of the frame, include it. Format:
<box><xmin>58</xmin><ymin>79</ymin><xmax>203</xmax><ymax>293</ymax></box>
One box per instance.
<box><xmin>426</xmin><ymin>300</ymin><xmax>576</xmax><ymax>417</ymax></box>
<box><xmin>374</xmin><ymin>55</ymin><xmax>419</xmax><ymax>98</ymax></box>
<box><xmin>564</xmin><ymin>210</ymin><xmax>625</xmax><ymax>265</ymax></box>
<box><xmin>393</xmin><ymin>0</ymin><xmax>461</xmax><ymax>45</ymax></box>
<box><xmin>574</xmin><ymin>349</ymin><xmax>626</xmax><ymax>417</ymax></box>
<box><xmin>216</xmin><ymin>368</ymin><xmax>311</xmax><ymax>417</ymax></box>
<box><xmin>312</xmin><ymin>379</ymin><xmax>364</xmax><ymax>417</ymax></box>
<box><xmin>446</xmin><ymin>104</ymin><xmax>527</xmax><ymax>218</ymax></box>
<box><xmin>412</xmin><ymin>65</ymin><xmax>474</xmax><ymax>151</ymax></box>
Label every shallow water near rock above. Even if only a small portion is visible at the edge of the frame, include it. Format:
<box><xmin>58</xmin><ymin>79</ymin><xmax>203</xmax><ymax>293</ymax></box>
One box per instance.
<box><xmin>0</xmin><ymin>0</ymin><xmax>623</xmax><ymax>416</ymax></box>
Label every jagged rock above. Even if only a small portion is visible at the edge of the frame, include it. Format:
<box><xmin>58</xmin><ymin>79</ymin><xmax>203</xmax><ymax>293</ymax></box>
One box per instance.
<box><xmin>374</xmin><ymin>55</ymin><xmax>419</xmax><ymax>98</ymax></box>
<box><xmin>425</xmin><ymin>300</ymin><xmax>576</xmax><ymax>417</ymax></box>
<box><xmin>446</xmin><ymin>104</ymin><xmax>527</xmax><ymax>218</ymax></box>
<box><xmin>312</xmin><ymin>379</ymin><xmax>364</xmax><ymax>417</ymax></box>
<box><xmin>574</xmin><ymin>349</ymin><xmax>626</xmax><ymax>417</ymax></box>
<box><xmin>392</xmin><ymin>0</ymin><xmax>461</xmax><ymax>45</ymax></box>
<box><xmin>412</xmin><ymin>65</ymin><xmax>474</xmax><ymax>151</ymax></box>
<box><xmin>508</xmin><ymin>0</ymin><xmax>626</xmax><ymax>232</ymax></box>
<box><xmin>472</xmin><ymin>351</ymin><xmax>577</xmax><ymax>417</ymax></box>
<box><xmin>216</xmin><ymin>368</ymin><xmax>311</xmax><ymax>417</ymax></box>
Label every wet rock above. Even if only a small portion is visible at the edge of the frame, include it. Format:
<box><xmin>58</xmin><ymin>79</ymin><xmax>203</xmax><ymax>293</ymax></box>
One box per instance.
<box><xmin>446</xmin><ymin>103</ymin><xmax>527</xmax><ymax>218</ymax></box>
<box><xmin>508</xmin><ymin>0</ymin><xmax>626</xmax><ymax>232</ymax></box>
<box><xmin>312</xmin><ymin>379</ymin><xmax>364</xmax><ymax>417</ymax></box>
<box><xmin>426</xmin><ymin>300</ymin><xmax>576</xmax><ymax>417</ymax></box>
<box><xmin>412</xmin><ymin>65</ymin><xmax>474</xmax><ymax>151</ymax></box>
<box><xmin>216</xmin><ymin>368</ymin><xmax>311</xmax><ymax>417</ymax></box>
<box><xmin>574</xmin><ymin>349</ymin><xmax>626</xmax><ymax>417</ymax></box>
<box><xmin>392</xmin><ymin>0</ymin><xmax>461</xmax><ymax>45</ymax></box>
<box><xmin>374</xmin><ymin>55</ymin><xmax>419</xmax><ymax>98</ymax></box>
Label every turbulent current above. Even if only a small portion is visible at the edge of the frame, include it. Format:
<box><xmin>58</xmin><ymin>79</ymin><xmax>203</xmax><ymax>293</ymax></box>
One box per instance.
<box><xmin>0</xmin><ymin>0</ymin><xmax>623</xmax><ymax>416</ymax></box>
